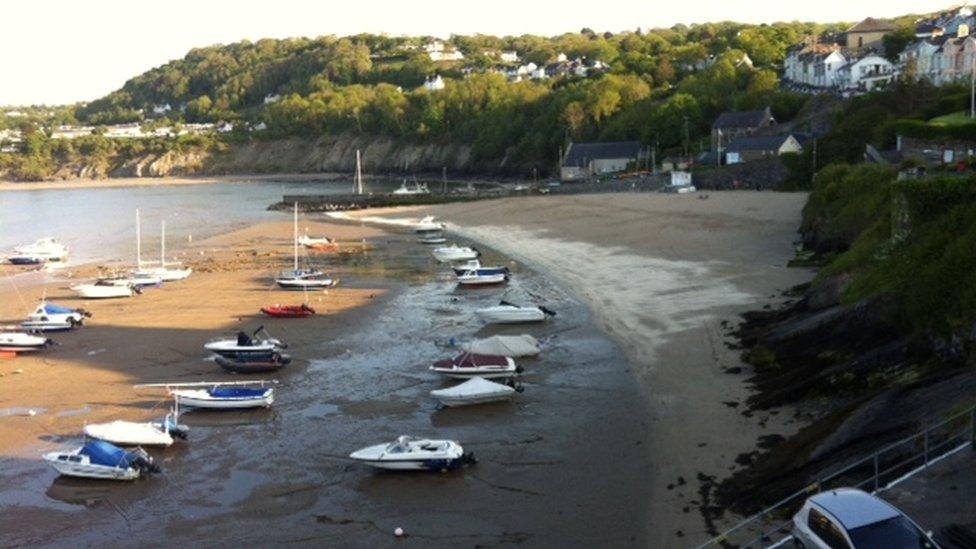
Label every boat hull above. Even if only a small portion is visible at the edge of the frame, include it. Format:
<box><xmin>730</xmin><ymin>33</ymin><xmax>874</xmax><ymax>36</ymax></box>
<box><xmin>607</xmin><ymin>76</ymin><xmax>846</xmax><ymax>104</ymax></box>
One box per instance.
<box><xmin>457</xmin><ymin>273</ymin><xmax>508</xmax><ymax>286</ymax></box>
<box><xmin>215</xmin><ymin>354</ymin><xmax>290</xmax><ymax>374</ymax></box>
<box><xmin>475</xmin><ymin>308</ymin><xmax>546</xmax><ymax>324</ymax></box>
<box><xmin>71</xmin><ymin>285</ymin><xmax>133</xmax><ymax>299</ymax></box>
<box><xmin>275</xmin><ymin>278</ymin><xmax>334</xmax><ymax>290</ymax></box>
<box><xmin>42</xmin><ymin>454</ymin><xmax>140</xmax><ymax>480</ymax></box>
<box><xmin>172</xmin><ymin>391</ymin><xmax>274</xmax><ymax>409</ymax></box>
<box><xmin>84</xmin><ymin>422</ymin><xmax>174</xmax><ymax>447</ymax></box>
<box><xmin>433</xmin><ymin>392</ymin><xmax>515</xmax><ymax>406</ymax></box>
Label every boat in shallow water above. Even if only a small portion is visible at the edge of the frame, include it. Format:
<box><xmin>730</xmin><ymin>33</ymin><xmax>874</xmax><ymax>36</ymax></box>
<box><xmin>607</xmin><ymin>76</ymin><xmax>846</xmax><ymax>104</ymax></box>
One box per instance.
<box><xmin>429</xmin><ymin>353</ymin><xmax>520</xmax><ymax>379</ymax></box>
<box><xmin>43</xmin><ymin>440</ymin><xmax>160</xmax><ymax>480</ymax></box>
<box><xmin>475</xmin><ymin>302</ymin><xmax>554</xmax><ymax>324</ymax></box>
<box><xmin>10</xmin><ymin>238</ymin><xmax>68</xmax><ymax>264</ymax></box>
<box><xmin>171</xmin><ymin>387</ymin><xmax>275</xmax><ymax>409</ymax></box>
<box><xmin>430</xmin><ymin>377</ymin><xmax>518</xmax><ymax>407</ymax></box>
<box><xmin>349</xmin><ymin>435</ymin><xmax>474</xmax><ymax>471</ymax></box>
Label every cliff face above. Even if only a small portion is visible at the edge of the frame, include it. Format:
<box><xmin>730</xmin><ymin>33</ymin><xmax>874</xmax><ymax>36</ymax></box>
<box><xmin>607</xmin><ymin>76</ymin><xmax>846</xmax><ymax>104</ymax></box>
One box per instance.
<box><xmin>8</xmin><ymin>134</ymin><xmax>505</xmax><ymax>182</ymax></box>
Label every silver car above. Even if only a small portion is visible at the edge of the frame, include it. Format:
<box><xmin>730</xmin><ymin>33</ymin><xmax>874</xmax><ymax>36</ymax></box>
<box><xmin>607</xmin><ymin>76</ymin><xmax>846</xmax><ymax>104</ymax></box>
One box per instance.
<box><xmin>791</xmin><ymin>488</ymin><xmax>939</xmax><ymax>548</ymax></box>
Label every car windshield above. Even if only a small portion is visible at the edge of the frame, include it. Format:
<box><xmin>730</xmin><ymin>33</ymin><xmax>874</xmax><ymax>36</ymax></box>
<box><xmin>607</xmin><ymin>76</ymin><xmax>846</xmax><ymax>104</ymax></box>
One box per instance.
<box><xmin>848</xmin><ymin>516</ymin><xmax>933</xmax><ymax>549</ymax></box>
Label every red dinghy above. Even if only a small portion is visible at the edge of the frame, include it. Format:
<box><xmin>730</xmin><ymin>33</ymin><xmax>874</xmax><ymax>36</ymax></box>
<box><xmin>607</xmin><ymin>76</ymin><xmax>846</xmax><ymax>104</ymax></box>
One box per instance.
<box><xmin>261</xmin><ymin>304</ymin><xmax>316</xmax><ymax>318</ymax></box>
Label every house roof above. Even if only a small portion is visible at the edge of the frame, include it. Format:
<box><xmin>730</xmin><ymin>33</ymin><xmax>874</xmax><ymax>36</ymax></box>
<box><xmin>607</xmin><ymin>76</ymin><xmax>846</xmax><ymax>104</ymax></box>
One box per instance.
<box><xmin>809</xmin><ymin>489</ymin><xmax>900</xmax><ymax>530</ymax></box>
<box><xmin>847</xmin><ymin>17</ymin><xmax>895</xmax><ymax>34</ymax></box>
<box><xmin>725</xmin><ymin>134</ymin><xmax>794</xmax><ymax>153</ymax></box>
<box><xmin>712</xmin><ymin>108</ymin><xmax>772</xmax><ymax>130</ymax></box>
<box><xmin>563</xmin><ymin>141</ymin><xmax>641</xmax><ymax>167</ymax></box>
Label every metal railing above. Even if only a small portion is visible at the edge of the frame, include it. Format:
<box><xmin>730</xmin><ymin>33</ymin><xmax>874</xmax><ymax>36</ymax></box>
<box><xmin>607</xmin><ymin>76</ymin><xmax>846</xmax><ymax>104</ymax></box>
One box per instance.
<box><xmin>697</xmin><ymin>405</ymin><xmax>976</xmax><ymax>548</ymax></box>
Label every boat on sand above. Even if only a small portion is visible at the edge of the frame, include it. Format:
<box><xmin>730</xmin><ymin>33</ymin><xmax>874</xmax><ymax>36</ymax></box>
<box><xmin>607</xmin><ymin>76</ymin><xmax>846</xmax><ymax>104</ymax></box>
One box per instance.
<box><xmin>43</xmin><ymin>440</ymin><xmax>160</xmax><ymax>480</ymax></box>
<box><xmin>475</xmin><ymin>301</ymin><xmax>554</xmax><ymax>324</ymax></box>
<box><xmin>429</xmin><ymin>353</ymin><xmax>521</xmax><ymax>379</ymax></box>
<box><xmin>430</xmin><ymin>377</ymin><xmax>519</xmax><ymax>407</ymax></box>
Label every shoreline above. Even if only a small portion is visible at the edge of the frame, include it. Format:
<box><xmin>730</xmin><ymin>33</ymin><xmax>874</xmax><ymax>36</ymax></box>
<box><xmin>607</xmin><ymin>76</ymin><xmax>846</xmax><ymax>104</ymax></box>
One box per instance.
<box><xmin>0</xmin><ymin>172</ymin><xmax>348</xmax><ymax>193</ymax></box>
<box><xmin>338</xmin><ymin>191</ymin><xmax>814</xmax><ymax>544</ymax></box>
<box><xmin>0</xmin><ymin>218</ymin><xmax>387</xmax><ymax>457</ymax></box>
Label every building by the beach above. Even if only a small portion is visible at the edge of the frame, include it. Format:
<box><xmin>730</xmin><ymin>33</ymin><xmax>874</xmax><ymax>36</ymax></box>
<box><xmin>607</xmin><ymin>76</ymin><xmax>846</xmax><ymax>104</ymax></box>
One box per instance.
<box><xmin>559</xmin><ymin>140</ymin><xmax>643</xmax><ymax>181</ymax></box>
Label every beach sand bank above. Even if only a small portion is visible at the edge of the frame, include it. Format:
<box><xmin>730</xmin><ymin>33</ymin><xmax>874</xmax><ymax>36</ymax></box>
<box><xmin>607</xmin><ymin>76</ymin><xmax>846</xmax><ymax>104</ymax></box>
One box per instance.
<box><xmin>0</xmin><ymin>219</ymin><xmax>385</xmax><ymax>457</ymax></box>
<box><xmin>347</xmin><ymin>191</ymin><xmax>815</xmax><ymax>544</ymax></box>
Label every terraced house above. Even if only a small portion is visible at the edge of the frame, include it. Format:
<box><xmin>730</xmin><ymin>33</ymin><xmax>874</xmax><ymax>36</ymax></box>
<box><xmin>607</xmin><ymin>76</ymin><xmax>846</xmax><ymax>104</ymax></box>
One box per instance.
<box><xmin>783</xmin><ymin>18</ymin><xmax>898</xmax><ymax>93</ymax></box>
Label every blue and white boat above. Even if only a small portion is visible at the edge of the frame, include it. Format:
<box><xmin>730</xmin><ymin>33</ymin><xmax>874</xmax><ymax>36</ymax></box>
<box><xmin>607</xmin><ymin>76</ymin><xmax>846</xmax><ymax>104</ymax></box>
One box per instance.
<box><xmin>451</xmin><ymin>260</ymin><xmax>509</xmax><ymax>278</ymax></box>
<box><xmin>170</xmin><ymin>386</ymin><xmax>275</xmax><ymax>409</ymax></box>
<box><xmin>21</xmin><ymin>302</ymin><xmax>90</xmax><ymax>332</ymax></box>
<box><xmin>43</xmin><ymin>440</ymin><xmax>160</xmax><ymax>480</ymax></box>
<box><xmin>349</xmin><ymin>436</ymin><xmax>475</xmax><ymax>471</ymax></box>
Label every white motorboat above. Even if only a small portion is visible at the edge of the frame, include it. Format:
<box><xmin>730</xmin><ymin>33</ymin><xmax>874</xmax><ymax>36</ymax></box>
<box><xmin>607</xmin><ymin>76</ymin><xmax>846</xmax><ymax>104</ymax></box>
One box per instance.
<box><xmin>456</xmin><ymin>270</ymin><xmax>508</xmax><ymax>286</ymax></box>
<box><xmin>475</xmin><ymin>302</ymin><xmax>554</xmax><ymax>324</ymax></box>
<box><xmin>414</xmin><ymin>215</ymin><xmax>446</xmax><ymax>233</ymax></box>
<box><xmin>276</xmin><ymin>203</ymin><xmax>334</xmax><ymax>290</ymax></box>
<box><xmin>429</xmin><ymin>353</ymin><xmax>520</xmax><ymax>379</ymax></box>
<box><xmin>298</xmin><ymin>234</ymin><xmax>335</xmax><ymax>248</ymax></box>
<box><xmin>83</xmin><ymin>414</ymin><xmax>188</xmax><ymax>447</ymax></box>
<box><xmin>0</xmin><ymin>331</ymin><xmax>51</xmax><ymax>352</ymax></box>
<box><xmin>418</xmin><ymin>233</ymin><xmax>447</xmax><ymax>245</ymax></box>
<box><xmin>12</xmin><ymin>238</ymin><xmax>68</xmax><ymax>263</ymax></box>
<box><xmin>204</xmin><ymin>328</ymin><xmax>283</xmax><ymax>358</ymax></box>
<box><xmin>432</xmin><ymin>244</ymin><xmax>478</xmax><ymax>263</ymax></box>
<box><xmin>98</xmin><ymin>273</ymin><xmax>163</xmax><ymax>288</ymax></box>
<box><xmin>132</xmin><ymin>216</ymin><xmax>192</xmax><ymax>281</ymax></box>
<box><xmin>430</xmin><ymin>377</ymin><xmax>517</xmax><ymax>407</ymax></box>
<box><xmin>392</xmin><ymin>181</ymin><xmax>430</xmax><ymax>196</ymax></box>
<box><xmin>43</xmin><ymin>440</ymin><xmax>160</xmax><ymax>480</ymax></box>
<box><xmin>21</xmin><ymin>302</ymin><xmax>89</xmax><ymax>332</ymax></box>
<box><xmin>457</xmin><ymin>334</ymin><xmax>541</xmax><ymax>357</ymax></box>
<box><xmin>71</xmin><ymin>281</ymin><xmax>135</xmax><ymax>299</ymax></box>
<box><xmin>171</xmin><ymin>386</ymin><xmax>275</xmax><ymax>409</ymax></box>
<box><xmin>349</xmin><ymin>435</ymin><xmax>474</xmax><ymax>471</ymax></box>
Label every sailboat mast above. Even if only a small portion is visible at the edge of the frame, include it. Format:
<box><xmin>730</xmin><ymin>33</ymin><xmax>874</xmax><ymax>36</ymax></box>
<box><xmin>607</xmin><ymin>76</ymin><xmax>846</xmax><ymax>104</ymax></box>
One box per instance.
<box><xmin>293</xmin><ymin>202</ymin><xmax>299</xmax><ymax>272</ymax></box>
<box><xmin>160</xmin><ymin>220</ymin><xmax>166</xmax><ymax>266</ymax></box>
<box><xmin>135</xmin><ymin>209</ymin><xmax>142</xmax><ymax>268</ymax></box>
<box><xmin>355</xmin><ymin>149</ymin><xmax>363</xmax><ymax>195</ymax></box>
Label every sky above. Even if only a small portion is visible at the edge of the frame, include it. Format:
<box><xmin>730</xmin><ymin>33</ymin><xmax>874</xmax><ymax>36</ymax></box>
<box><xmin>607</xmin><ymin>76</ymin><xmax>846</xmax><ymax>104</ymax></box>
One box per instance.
<box><xmin>0</xmin><ymin>0</ymin><xmax>951</xmax><ymax>106</ymax></box>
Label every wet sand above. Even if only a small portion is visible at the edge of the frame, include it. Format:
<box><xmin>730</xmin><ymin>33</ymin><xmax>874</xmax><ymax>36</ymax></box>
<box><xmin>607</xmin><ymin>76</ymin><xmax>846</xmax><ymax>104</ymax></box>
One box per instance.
<box><xmin>0</xmin><ymin>219</ymin><xmax>386</xmax><ymax>456</ymax></box>
<box><xmin>347</xmin><ymin>191</ymin><xmax>815</xmax><ymax>545</ymax></box>
<box><xmin>0</xmin><ymin>213</ymin><xmax>651</xmax><ymax>547</ymax></box>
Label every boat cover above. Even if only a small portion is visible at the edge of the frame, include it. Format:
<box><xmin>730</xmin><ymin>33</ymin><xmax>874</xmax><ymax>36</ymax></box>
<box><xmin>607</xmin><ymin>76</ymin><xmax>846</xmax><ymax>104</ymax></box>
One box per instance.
<box><xmin>79</xmin><ymin>440</ymin><xmax>137</xmax><ymax>468</ymax></box>
<box><xmin>42</xmin><ymin>304</ymin><xmax>76</xmax><ymax>315</ymax></box>
<box><xmin>433</xmin><ymin>353</ymin><xmax>510</xmax><ymax>369</ymax></box>
<box><xmin>460</xmin><ymin>335</ymin><xmax>539</xmax><ymax>357</ymax></box>
<box><xmin>208</xmin><ymin>387</ymin><xmax>270</xmax><ymax>398</ymax></box>
<box><xmin>431</xmin><ymin>377</ymin><xmax>514</xmax><ymax>398</ymax></box>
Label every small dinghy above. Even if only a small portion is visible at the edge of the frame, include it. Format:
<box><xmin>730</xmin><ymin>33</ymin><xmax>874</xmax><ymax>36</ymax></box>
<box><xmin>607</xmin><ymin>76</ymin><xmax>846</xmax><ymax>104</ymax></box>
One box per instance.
<box><xmin>456</xmin><ymin>270</ymin><xmax>508</xmax><ymax>286</ymax></box>
<box><xmin>432</xmin><ymin>244</ymin><xmax>478</xmax><ymax>263</ymax></box>
<box><xmin>171</xmin><ymin>386</ymin><xmax>275</xmax><ymax>409</ymax></box>
<box><xmin>349</xmin><ymin>435</ymin><xmax>475</xmax><ymax>471</ymax></box>
<box><xmin>430</xmin><ymin>377</ymin><xmax>518</xmax><ymax>407</ymax></box>
<box><xmin>21</xmin><ymin>302</ymin><xmax>90</xmax><ymax>332</ymax></box>
<box><xmin>84</xmin><ymin>414</ymin><xmax>188</xmax><ymax>447</ymax></box>
<box><xmin>418</xmin><ymin>232</ymin><xmax>447</xmax><ymax>245</ymax></box>
<box><xmin>43</xmin><ymin>440</ymin><xmax>160</xmax><ymax>480</ymax></box>
<box><xmin>204</xmin><ymin>327</ymin><xmax>283</xmax><ymax>358</ymax></box>
<box><xmin>456</xmin><ymin>334</ymin><xmax>541</xmax><ymax>357</ymax></box>
<box><xmin>0</xmin><ymin>331</ymin><xmax>52</xmax><ymax>352</ymax></box>
<box><xmin>451</xmin><ymin>260</ymin><xmax>508</xmax><ymax>277</ymax></box>
<box><xmin>215</xmin><ymin>351</ymin><xmax>291</xmax><ymax>374</ymax></box>
<box><xmin>414</xmin><ymin>215</ymin><xmax>445</xmax><ymax>233</ymax></box>
<box><xmin>261</xmin><ymin>304</ymin><xmax>315</xmax><ymax>318</ymax></box>
<box><xmin>475</xmin><ymin>301</ymin><xmax>555</xmax><ymax>324</ymax></box>
<box><xmin>429</xmin><ymin>353</ymin><xmax>520</xmax><ymax>379</ymax></box>
<box><xmin>71</xmin><ymin>280</ymin><xmax>136</xmax><ymax>299</ymax></box>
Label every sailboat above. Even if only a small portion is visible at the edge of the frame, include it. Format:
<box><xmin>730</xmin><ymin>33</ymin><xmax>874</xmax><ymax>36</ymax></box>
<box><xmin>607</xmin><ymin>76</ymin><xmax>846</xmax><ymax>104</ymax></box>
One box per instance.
<box><xmin>132</xmin><ymin>211</ymin><xmax>192</xmax><ymax>282</ymax></box>
<box><xmin>274</xmin><ymin>203</ymin><xmax>334</xmax><ymax>290</ymax></box>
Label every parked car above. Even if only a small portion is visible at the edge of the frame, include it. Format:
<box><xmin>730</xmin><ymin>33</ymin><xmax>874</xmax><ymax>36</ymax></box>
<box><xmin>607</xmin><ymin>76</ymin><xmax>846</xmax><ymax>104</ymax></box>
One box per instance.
<box><xmin>792</xmin><ymin>488</ymin><xmax>938</xmax><ymax>548</ymax></box>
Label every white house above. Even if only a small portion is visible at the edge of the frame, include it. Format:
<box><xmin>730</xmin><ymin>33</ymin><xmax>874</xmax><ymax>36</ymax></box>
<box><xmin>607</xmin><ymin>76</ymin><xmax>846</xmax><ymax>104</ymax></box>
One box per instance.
<box><xmin>50</xmin><ymin>125</ymin><xmax>96</xmax><ymax>139</ymax></box>
<box><xmin>151</xmin><ymin>104</ymin><xmax>172</xmax><ymax>116</ymax></box>
<box><xmin>263</xmin><ymin>94</ymin><xmax>282</xmax><ymax>104</ymax></box>
<box><xmin>556</xmin><ymin>52</ymin><xmax>568</xmax><ymax>63</ymax></box>
<box><xmin>424</xmin><ymin>40</ymin><xmax>464</xmax><ymax>61</ymax></box>
<box><xmin>783</xmin><ymin>44</ymin><xmax>847</xmax><ymax>88</ymax></box>
<box><xmin>500</xmin><ymin>50</ymin><xmax>519</xmax><ymax>63</ymax></box>
<box><xmin>838</xmin><ymin>54</ymin><xmax>897</xmax><ymax>90</ymax></box>
<box><xmin>423</xmin><ymin>75</ymin><xmax>446</xmax><ymax>91</ymax></box>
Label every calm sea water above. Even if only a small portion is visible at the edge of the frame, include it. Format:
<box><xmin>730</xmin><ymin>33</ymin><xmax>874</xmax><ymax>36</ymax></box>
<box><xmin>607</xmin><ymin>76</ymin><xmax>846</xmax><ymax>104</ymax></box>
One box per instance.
<box><xmin>0</xmin><ymin>180</ymin><xmax>374</xmax><ymax>264</ymax></box>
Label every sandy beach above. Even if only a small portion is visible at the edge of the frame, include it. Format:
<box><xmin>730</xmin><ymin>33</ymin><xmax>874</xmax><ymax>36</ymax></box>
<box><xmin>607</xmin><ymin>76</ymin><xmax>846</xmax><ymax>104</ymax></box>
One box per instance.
<box><xmin>0</xmin><ymin>219</ymin><xmax>386</xmax><ymax>456</ymax></box>
<box><xmin>347</xmin><ymin>191</ymin><xmax>815</xmax><ymax>544</ymax></box>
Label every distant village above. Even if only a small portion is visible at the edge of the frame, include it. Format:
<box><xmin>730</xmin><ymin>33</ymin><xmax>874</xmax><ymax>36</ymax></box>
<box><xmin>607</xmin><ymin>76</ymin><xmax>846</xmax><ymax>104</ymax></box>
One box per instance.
<box><xmin>1</xmin><ymin>8</ymin><xmax>972</xmax><ymax>179</ymax></box>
